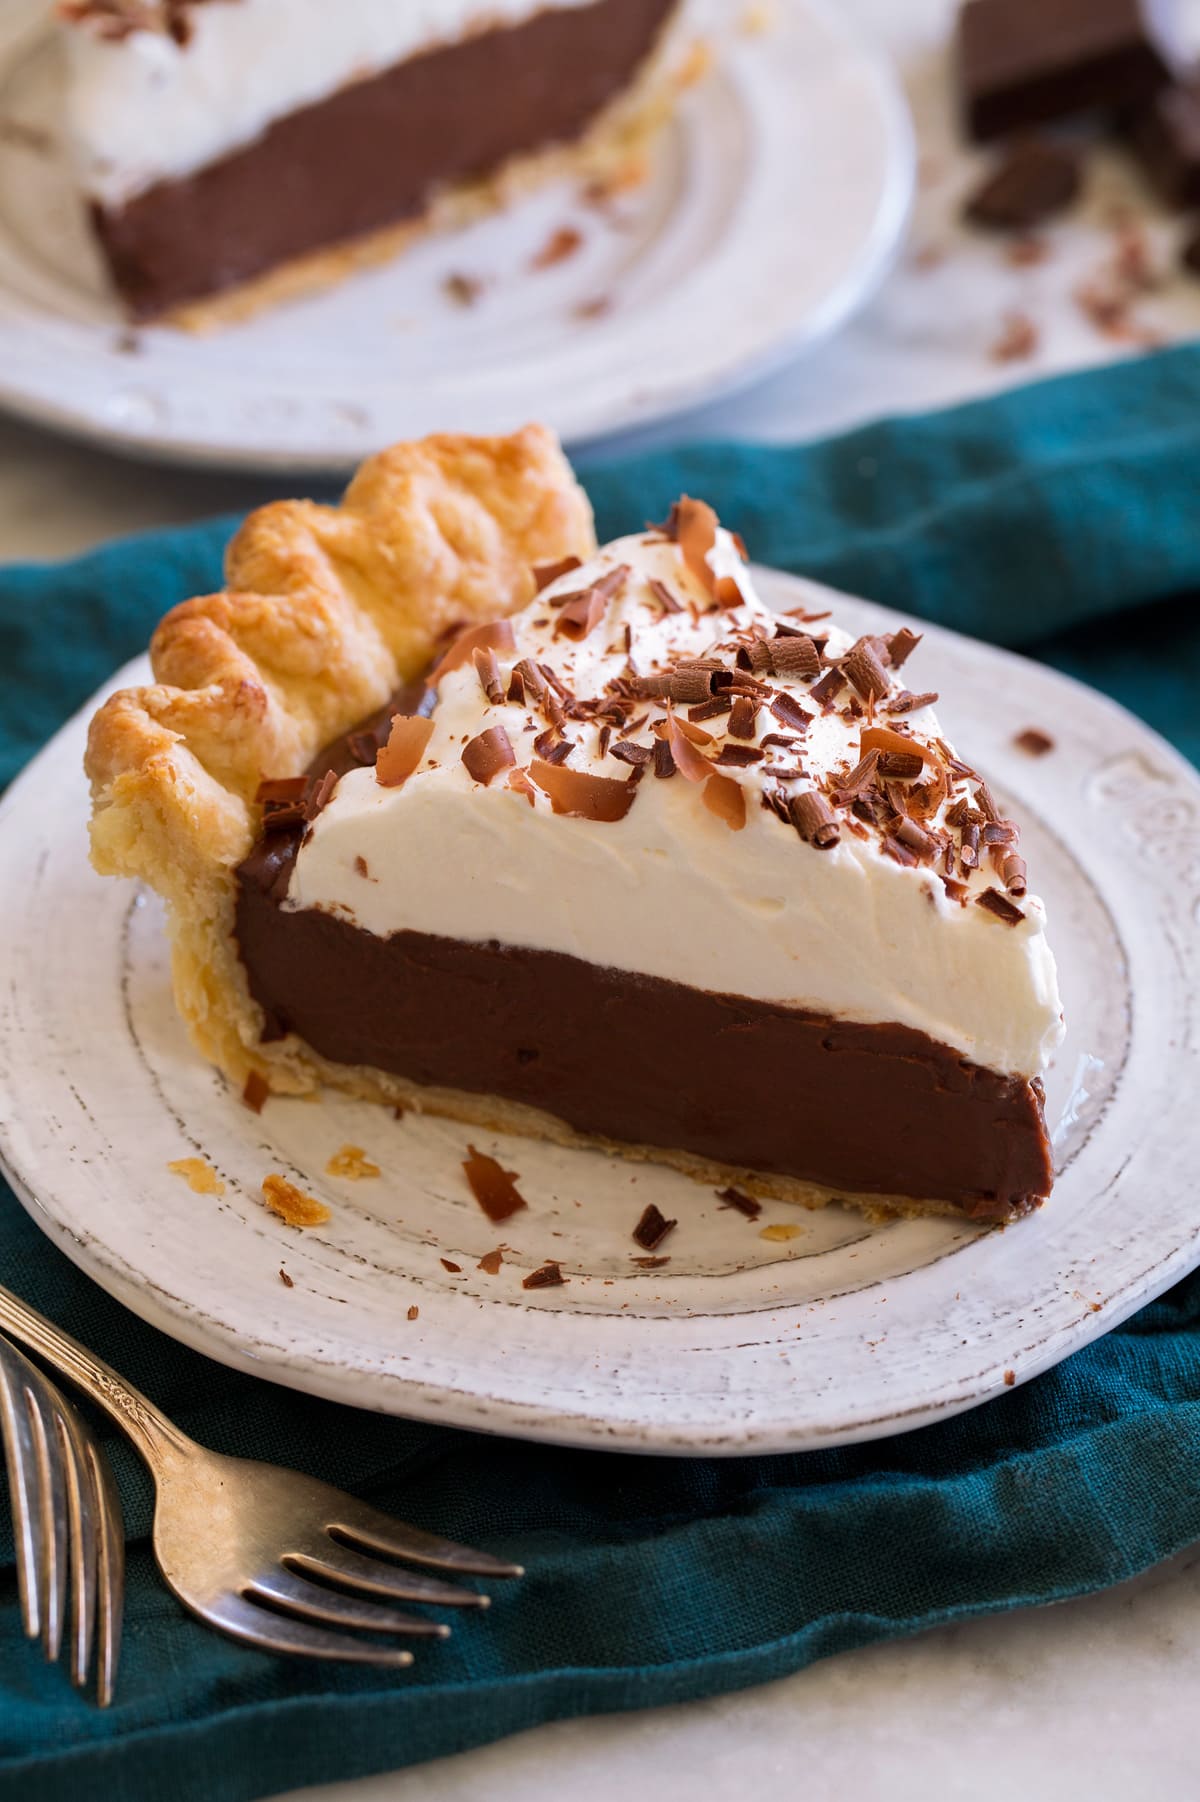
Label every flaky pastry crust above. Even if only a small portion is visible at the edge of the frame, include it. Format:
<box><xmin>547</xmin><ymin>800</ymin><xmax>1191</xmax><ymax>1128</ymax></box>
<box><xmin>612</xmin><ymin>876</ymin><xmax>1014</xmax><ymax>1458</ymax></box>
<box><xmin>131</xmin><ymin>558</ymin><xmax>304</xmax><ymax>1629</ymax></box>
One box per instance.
<box><xmin>85</xmin><ymin>426</ymin><xmax>596</xmax><ymax>1092</ymax></box>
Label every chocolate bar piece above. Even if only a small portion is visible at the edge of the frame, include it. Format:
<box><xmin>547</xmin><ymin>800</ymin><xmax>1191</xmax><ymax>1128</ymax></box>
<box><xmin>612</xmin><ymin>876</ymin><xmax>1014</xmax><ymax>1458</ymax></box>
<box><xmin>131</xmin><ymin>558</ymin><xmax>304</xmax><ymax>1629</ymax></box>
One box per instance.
<box><xmin>963</xmin><ymin>139</ymin><xmax>1083</xmax><ymax>227</ymax></box>
<box><xmin>1129</xmin><ymin>80</ymin><xmax>1200</xmax><ymax>206</ymax></box>
<box><xmin>958</xmin><ymin>0</ymin><xmax>1172</xmax><ymax>142</ymax></box>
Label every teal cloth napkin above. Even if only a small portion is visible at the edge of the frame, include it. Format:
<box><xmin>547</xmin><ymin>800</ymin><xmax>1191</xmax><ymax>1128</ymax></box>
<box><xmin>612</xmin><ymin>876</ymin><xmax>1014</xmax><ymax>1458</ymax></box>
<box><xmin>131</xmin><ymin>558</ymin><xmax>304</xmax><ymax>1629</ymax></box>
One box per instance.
<box><xmin>2</xmin><ymin>347</ymin><xmax>1200</xmax><ymax>1802</ymax></box>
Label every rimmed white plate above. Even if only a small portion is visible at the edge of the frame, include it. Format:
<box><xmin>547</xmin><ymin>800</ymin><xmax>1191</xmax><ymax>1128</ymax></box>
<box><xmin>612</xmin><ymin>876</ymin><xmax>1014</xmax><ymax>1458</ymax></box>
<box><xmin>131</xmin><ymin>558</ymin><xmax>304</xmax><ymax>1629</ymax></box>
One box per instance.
<box><xmin>0</xmin><ymin>0</ymin><xmax>913</xmax><ymax>471</ymax></box>
<box><xmin>1</xmin><ymin>573</ymin><xmax>1198</xmax><ymax>1455</ymax></box>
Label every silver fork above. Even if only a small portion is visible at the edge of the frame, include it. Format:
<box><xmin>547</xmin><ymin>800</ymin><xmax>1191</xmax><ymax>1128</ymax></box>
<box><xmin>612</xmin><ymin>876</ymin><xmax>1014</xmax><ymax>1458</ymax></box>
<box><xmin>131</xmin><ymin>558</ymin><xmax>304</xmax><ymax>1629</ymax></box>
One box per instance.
<box><xmin>0</xmin><ymin>1330</ymin><xmax>123</xmax><ymax>1703</ymax></box>
<box><xmin>0</xmin><ymin>1284</ymin><xmax>521</xmax><ymax>1667</ymax></box>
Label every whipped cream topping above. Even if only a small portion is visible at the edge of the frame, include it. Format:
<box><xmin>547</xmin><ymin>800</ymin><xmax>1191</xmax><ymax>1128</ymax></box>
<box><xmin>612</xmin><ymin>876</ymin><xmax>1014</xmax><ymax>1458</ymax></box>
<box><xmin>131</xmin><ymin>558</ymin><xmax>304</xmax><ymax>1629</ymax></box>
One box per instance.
<box><xmin>286</xmin><ymin>520</ymin><xmax>1065</xmax><ymax>1079</ymax></box>
<box><xmin>58</xmin><ymin>0</ymin><xmax>600</xmax><ymax>207</ymax></box>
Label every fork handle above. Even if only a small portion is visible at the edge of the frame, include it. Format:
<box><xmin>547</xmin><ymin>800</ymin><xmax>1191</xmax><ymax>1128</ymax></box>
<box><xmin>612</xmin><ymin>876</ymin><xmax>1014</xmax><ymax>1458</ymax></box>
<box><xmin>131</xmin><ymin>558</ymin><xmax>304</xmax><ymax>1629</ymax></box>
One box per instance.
<box><xmin>0</xmin><ymin>1284</ymin><xmax>192</xmax><ymax>1469</ymax></box>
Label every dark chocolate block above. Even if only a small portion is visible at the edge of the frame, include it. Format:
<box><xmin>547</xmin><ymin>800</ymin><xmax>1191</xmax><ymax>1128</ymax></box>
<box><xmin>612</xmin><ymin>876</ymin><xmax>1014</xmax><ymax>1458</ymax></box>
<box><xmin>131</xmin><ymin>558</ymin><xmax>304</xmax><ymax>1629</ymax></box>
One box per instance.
<box><xmin>958</xmin><ymin>0</ymin><xmax>1172</xmax><ymax>142</ymax></box>
<box><xmin>1129</xmin><ymin>79</ymin><xmax>1200</xmax><ymax>206</ymax></box>
<box><xmin>963</xmin><ymin>139</ymin><xmax>1083</xmax><ymax>227</ymax></box>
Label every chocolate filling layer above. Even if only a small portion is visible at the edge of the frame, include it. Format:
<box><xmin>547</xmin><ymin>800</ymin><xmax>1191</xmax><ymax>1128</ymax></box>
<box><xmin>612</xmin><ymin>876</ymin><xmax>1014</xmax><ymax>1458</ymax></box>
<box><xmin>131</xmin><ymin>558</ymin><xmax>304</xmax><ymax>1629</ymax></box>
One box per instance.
<box><xmin>234</xmin><ymin>706</ymin><xmax>1053</xmax><ymax>1220</ymax></box>
<box><xmin>91</xmin><ymin>0</ymin><xmax>675</xmax><ymax>317</ymax></box>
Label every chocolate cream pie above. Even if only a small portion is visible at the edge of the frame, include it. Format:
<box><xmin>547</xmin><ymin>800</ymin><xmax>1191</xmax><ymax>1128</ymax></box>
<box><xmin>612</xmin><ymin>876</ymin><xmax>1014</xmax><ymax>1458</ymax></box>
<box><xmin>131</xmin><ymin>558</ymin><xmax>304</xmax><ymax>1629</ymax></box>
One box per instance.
<box><xmin>57</xmin><ymin>0</ymin><xmax>689</xmax><ymax>323</ymax></box>
<box><xmin>86</xmin><ymin>427</ymin><xmax>1064</xmax><ymax>1224</ymax></box>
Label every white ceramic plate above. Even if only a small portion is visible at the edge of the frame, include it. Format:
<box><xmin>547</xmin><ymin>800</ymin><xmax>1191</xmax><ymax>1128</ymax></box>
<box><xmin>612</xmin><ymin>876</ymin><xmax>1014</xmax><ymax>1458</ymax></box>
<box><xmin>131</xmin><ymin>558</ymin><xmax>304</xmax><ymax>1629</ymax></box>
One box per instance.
<box><xmin>2</xmin><ymin>572</ymin><xmax>1198</xmax><ymax>1456</ymax></box>
<box><xmin>0</xmin><ymin>0</ymin><xmax>913</xmax><ymax>471</ymax></box>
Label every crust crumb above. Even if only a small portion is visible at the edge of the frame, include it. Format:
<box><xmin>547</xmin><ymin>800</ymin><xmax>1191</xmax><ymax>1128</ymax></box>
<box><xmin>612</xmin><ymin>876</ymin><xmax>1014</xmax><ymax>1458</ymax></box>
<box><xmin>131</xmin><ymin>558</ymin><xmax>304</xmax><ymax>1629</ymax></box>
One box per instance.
<box><xmin>262</xmin><ymin>1174</ymin><xmax>331</xmax><ymax>1228</ymax></box>
<box><xmin>759</xmin><ymin>1222</ymin><xmax>804</xmax><ymax>1242</ymax></box>
<box><xmin>168</xmin><ymin>1157</ymin><xmax>225</xmax><ymax>1197</ymax></box>
<box><xmin>325</xmin><ymin>1144</ymin><xmax>382</xmax><ymax>1180</ymax></box>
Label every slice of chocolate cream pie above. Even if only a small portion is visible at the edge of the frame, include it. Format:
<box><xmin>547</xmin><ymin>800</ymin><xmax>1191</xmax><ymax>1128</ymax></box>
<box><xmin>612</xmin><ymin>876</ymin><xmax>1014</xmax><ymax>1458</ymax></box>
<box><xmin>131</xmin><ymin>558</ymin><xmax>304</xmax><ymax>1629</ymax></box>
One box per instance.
<box><xmin>86</xmin><ymin>427</ymin><xmax>1063</xmax><ymax>1223</ymax></box>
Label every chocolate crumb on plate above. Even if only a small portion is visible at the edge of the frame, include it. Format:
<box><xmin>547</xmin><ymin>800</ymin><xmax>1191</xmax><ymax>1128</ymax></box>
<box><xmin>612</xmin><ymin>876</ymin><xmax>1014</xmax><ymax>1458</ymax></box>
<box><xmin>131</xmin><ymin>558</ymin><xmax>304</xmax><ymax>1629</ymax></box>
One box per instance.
<box><xmin>963</xmin><ymin>139</ymin><xmax>1082</xmax><ymax>230</ymax></box>
<box><xmin>407</xmin><ymin>1305</ymin><xmax>419</xmax><ymax>1321</ymax></box>
<box><xmin>1015</xmin><ymin>727</ymin><xmax>1055</xmax><ymax>755</ymax></box>
<box><xmin>531</xmin><ymin>225</ymin><xmax>583</xmax><ymax>270</ymax></box>
<box><xmin>633</xmin><ymin>1203</ymin><xmax>677</xmax><ymax>1251</ymax></box>
<box><xmin>523</xmin><ymin>1261</ymin><xmax>567</xmax><ymax>1290</ymax></box>
<box><xmin>279</xmin><ymin>1268</ymin><xmax>294</xmax><ymax>1288</ymax></box>
<box><xmin>1004</xmin><ymin>1368</ymin><xmax>1016</xmax><ymax>1386</ymax></box>
<box><xmin>443</xmin><ymin>272</ymin><xmax>486</xmax><ymax>306</ymax></box>
<box><xmin>477</xmin><ymin>1247</ymin><xmax>505</xmax><ymax>1275</ymax></box>
<box><xmin>462</xmin><ymin>1146</ymin><xmax>529</xmax><ymax>1223</ymax></box>
<box><xmin>242</xmin><ymin>1069</ymin><xmax>270</xmax><ymax>1113</ymax></box>
<box><xmin>990</xmin><ymin>310</ymin><xmax>1039</xmax><ymax>362</ymax></box>
<box><xmin>441</xmin><ymin>1258</ymin><xmax>463</xmax><ymax>1274</ymax></box>
<box><xmin>631</xmin><ymin>1255</ymin><xmax>671</xmax><ymax>1269</ymax></box>
<box><xmin>717</xmin><ymin>1186</ymin><xmax>763</xmax><ymax>1219</ymax></box>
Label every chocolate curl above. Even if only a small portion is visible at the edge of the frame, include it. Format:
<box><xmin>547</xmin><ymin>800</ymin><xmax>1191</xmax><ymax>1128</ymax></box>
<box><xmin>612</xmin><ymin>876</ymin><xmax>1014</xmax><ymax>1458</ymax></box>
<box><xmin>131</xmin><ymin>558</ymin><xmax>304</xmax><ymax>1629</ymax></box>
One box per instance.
<box><xmin>375</xmin><ymin>715</ymin><xmax>435</xmax><ymax>788</ymax></box>
<box><xmin>667</xmin><ymin>496</ymin><xmax>720</xmax><ymax>597</ymax></box>
<box><xmin>703</xmin><ymin>772</ymin><xmax>747</xmax><ymax>831</ymax></box>
<box><xmin>530</xmin><ymin>760</ymin><xmax>639</xmax><ymax>822</ymax></box>
<box><xmin>461</xmin><ymin>726</ymin><xmax>516</xmax><ymax>786</ymax></box>
<box><xmin>665</xmin><ymin>710</ymin><xmax>715</xmax><ymax>783</ymax></box>
<box><xmin>789</xmin><ymin>791</ymin><xmax>840</xmax><ymax>849</ymax></box>
<box><xmin>532</xmin><ymin>555</ymin><xmax>583</xmax><ymax>592</ymax></box>
<box><xmin>472</xmin><ymin>645</ymin><xmax>505</xmax><ymax>705</ymax></box>
<box><xmin>427</xmin><ymin>619</ymin><xmax>517</xmax><ymax>687</ymax></box>
<box><xmin>860</xmin><ymin>725</ymin><xmax>930</xmax><ymax>765</ymax></box>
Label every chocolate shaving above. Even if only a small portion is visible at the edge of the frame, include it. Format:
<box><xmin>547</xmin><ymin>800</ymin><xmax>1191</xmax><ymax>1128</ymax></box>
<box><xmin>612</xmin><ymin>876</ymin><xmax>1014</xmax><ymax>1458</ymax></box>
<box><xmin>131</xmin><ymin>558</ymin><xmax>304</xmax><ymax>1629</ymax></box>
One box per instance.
<box><xmin>473</xmin><ymin>645</ymin><xmax>505</xmax><ymax>705</ymax></box>
<box><xmin>976</xmin><ymin>887</ymin><xmax>1026</xmax><ymax>925</ymax></box>
<box><xmin>533</xmin><ymin>555</ymin><xmax>583</xmax><ymax>592</ymax></box>
<box><xmin>533</xmin><ymin>727</ymin><xmax>572</xmax><ymax>764</ymax></box>
<box><xmin>769</xmin><ymin>692</ymin><xmax>811</xmax><ymax>732</ymax></box>
<box><xmin>942</xmin><ymin>877</ymin><xmax>970</xmax><ymax>905</ymax></box>
<box><xmin>648</xmin><ymin>577</ymin><xmax>684</xmax><ymax>615</ymax></box>
<box><xmin>523</xmin><ymin>1262</ymin><xmax>567</xmax><ymax>1290</ymax></box>
<box><xmin>894</xmin><ymin>816</ymin><xmax>937</xmax><ymax>861</ymax></box>
<box><xmin>242</xmin><ymin>1070</ymin><xmax>270</xmax><ymax>1114</ymax></box>
<box><xmin>727</xmin><ymin>695</ymin><xmax>759</xmax><ymax>739</ymax></box>
<box><xmin>829</xmin><ymin>748</ymin><xmax>880</xmax><ymax>805</ymax></box>
<box><xmin>886</xmin><ymin>690</ymin><xmax>939</xmax><ymax>715</ymax></box>
<box><xmin>887</xmin><ymin>628</ymin><xmax>922</xmax><ymax>669</ymax></box>
<box><xmin>717</xmin><ymin>1187</ymin><xmax>762</xmax><ymax>1219</ymax></box>
<box><xmin>428</xmin><ymin>619</ymin><xmax>517</xmax><ymax>687</ymax></box>
<box><xmin>714</xmin><ymin>744</ymin><xmax>764</xmax><ymax>767</ymax></box>
<box><xmin>653</xmin><ymin>738</ymin><xmax>676</xmax><ymax>780</ymax></box>
<box><xmin>462</xmin><ymin>726</ymin><xmax>516</xmax><ymax>785</ymax></box>
<box><xmin>884</xmin><ymin>834</ymin><xmax>919</xmax><ymax>868</ymax></box>
<box><xmin>703</xmin><ymin>772</ymin><xmax>747</xmax><ymax>831</ymax></box>
<box><xmin>789</xmin><ymin>791</ymin><xmax>840</xmax><ymax>849</ymax></box>
<box><xmin>760</xmin><ymin>733</ymin><xmax>799</xmax><ymax>750</ymax></box>
<box><xmin>877</xmin><ymin>750</ymin><xmax>925</xmax><ymax>780</ymax></box>
<box><xmin>809</xmin><ymin>668</ymin><xmax>844</xmax><ymax>706</ymax></box>
<box><xmin>662</xmin><ymin>496</ymin><xmax>721</xmax><ymax>598</ymax></box>
<box><xmin>531</xmin><ymin>759</ymin><xmax>639</xmax><ymax>821</ymax></box>
<box><xmin>631</xmin><ymin>1256</ymin><xmax>671</xmax><ymax>1269</ymax></box>
<box><xmin>633</xmin><ymin>1203</ymin><xmax>677</xmax><ymax>1251</ymax></box>
<box><xmin>508</xmin><ymin>767</ymin><xmax>538</xmax><ymax>807</ymax></box>
<box><xmin>441</xmin><ymin>1259</ymin><xmax>463</xmax><ymax>1274</ymax></box>
<box><xmin>305</xmin><ymin>769</ymin><xmax>338</xmax><ymax>821</ymax></box>
<box><xmin>609</xmin><ymin>740</ymin><xmax>652</xmax><ymax>767</ymax></box>
<box><xmin>842</xmin><ymin>638</ymin><xmax>891</xmax><ymax>701</ymax></box>
<box><xmin>688</xmin><ymin>696</ymin><xmax>734</xmax><ymax>723</ymax></box>
<box><xmin>462</xmin><ymin>1145</ymin><xmax>529</xmax><ymax>1223</ymax></box>
<box><xmin>375</xmin><ymin>715</ymin><xmax>436</xmax><ymax>786</ymax></box>
<box><xmin>477</xmin><ymin>1247</ymin><xmax>505</xmax><ymax>1276</ymax></box>
<box><xmin>665</xmin><ymin>711</ymin><xmax>715</xmax><ymax>783</ymax></box>
<box><xmin>860</xmin><ymin>725</ymin><xmax>928</xmax><ymax>766</ymax></box>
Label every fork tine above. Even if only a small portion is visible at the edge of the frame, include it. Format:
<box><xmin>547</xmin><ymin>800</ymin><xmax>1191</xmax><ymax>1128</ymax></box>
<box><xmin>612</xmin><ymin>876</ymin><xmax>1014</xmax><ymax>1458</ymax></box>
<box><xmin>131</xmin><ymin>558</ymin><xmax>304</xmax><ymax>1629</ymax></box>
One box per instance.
<box><xmin>0</xmin><ymin>1349</ymin><xmax>46</xmax><ymax>1640</ymax></box>
<box><xmin>246</xmin><ymin>1571</ymin><xmax>449</xmax><ymax>1640</ymax></box>
<box><xmin>328</xmin><ymin>1506</ymin><xmax>524</xmax><ymax>1580</ymax></box>
<box><xmin>55</xmin><ymin>1410</ymin><xmax>97</xmax><ymax>1694</ymax></box>
<box><xmin>90</xmin><ymin>1440</ymin><xmax>124</xmax><ymax>1708</ymax></box>
<box><xmin>291</xmin><ymin>1543</ymin><xmax>489</xmax><ymax>1609</ymax></box>
<box><xmin>202</xmin><ymin>1592</ymin><xmax>415</xmax><ymax>1666</ymax></box>
<box><xmin>24</xmin><ymin>1383</ymin><xmax>68</xmax><ymax>1664</ymax></box>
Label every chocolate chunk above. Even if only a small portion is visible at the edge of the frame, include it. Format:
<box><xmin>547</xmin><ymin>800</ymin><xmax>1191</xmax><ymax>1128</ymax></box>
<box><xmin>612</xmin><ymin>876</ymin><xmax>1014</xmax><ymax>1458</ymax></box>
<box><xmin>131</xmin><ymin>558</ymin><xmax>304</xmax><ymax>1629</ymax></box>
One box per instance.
<box><xmin>717</xmin><ymin>1186</ymin><xmax>762</xmax><ymax>1219</ymax></box>
<box><xmin>715</xmin><ymin>744</ymin><xmax>764</xmax><ymax>767</ymax></box>
<box><xmin>462</xmin><ymin>726</ymin><xmax>516</xmax><ymax>785</ymax></box>
<box><xmin>462</xmin><ymin>1145</ymin><xmax>529</xmax><ymax>1223</ymax></box>
<box><xmin>633</xmin><ymin>1203</ymin><xmax>677</xmax><ymax>1250</ymax></box>
<box><xmin>976</xmin><ymin>886</ymin><xmax>1026</xmax><ymax>925</ymax></box>
<box><xmin>789</xmin><ymin>791</ymin><xmax>841</xmax><ymax>849</ymax></box>
<box><xmin>957</xmin><ymin>0</ymin><xmax>1170</xmax><ymax>142</ymax></box>
<box><xmin>1014</xmin><ymin>727</ymin><xmax>1055</xmax><ymax>755</ymax></box>
<box><xmin>1129</xmin><ymin>79</ymin><xmax>1200</xmax><ymax>207</ymax></box>
<box><xmin>523</xmin><ymin>1261</ymin><xmax>567</xmax><ymax>1290</ymax></box>
<box><xmin>727</xmin><ymin>695</ymin><xmax>760</xmax><ymax>739</ymax></box>
<box><xmin>964</xmin><ymin>139</ymin><xmax>1082</xmax><ymax>229</ymax></box>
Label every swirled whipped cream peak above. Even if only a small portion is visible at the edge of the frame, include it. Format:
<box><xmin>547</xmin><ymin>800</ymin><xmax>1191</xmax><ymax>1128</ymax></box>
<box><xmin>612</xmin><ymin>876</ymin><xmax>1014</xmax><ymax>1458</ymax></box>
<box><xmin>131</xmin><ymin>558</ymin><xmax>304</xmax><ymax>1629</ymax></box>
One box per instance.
<box><xmin>286</xmin><ymin>500</ymin><xmax>1064</xmax><ymax>1082</ymax></box>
